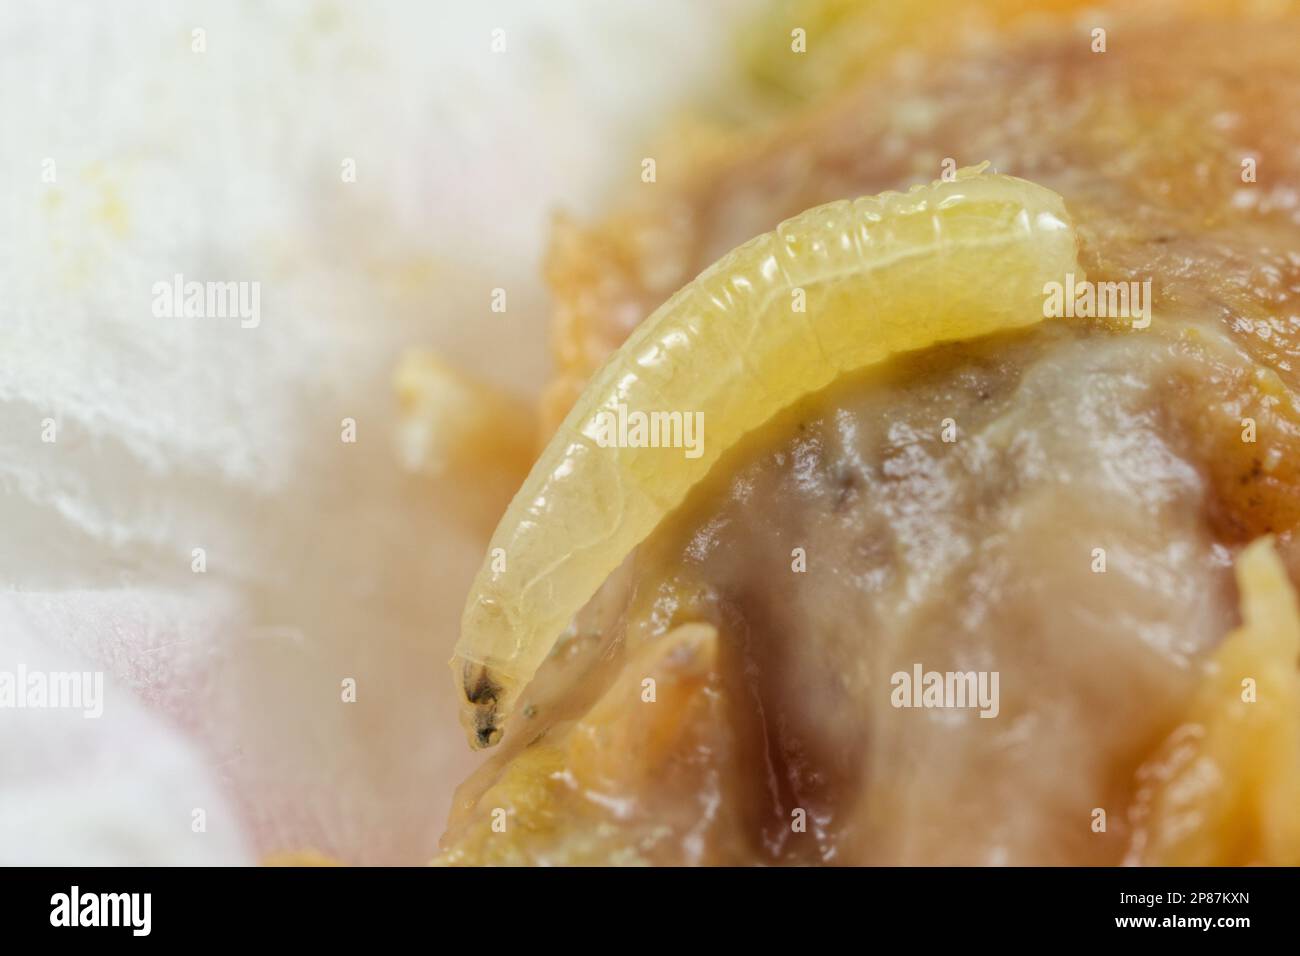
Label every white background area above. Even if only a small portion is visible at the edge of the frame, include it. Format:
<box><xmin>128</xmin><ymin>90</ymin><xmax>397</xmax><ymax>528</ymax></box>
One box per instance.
<box><xmin>0</xmin><ymin>0</ymin><xmax>743</xmax><ymax>864</ymax></box>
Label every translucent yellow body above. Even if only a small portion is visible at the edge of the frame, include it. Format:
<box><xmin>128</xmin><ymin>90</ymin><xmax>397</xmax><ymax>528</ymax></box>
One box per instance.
<box><xmin>452</xmin><ymin>168</ymin><xmax>1081</xmax><ymax>747</ymax></box>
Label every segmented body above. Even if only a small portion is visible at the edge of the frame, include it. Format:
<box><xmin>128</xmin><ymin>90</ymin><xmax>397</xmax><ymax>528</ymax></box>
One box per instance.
<box><xmin>452</xmin><ymin>169</ymin><xmax>1081</xmax><ymax>748</ymax></box>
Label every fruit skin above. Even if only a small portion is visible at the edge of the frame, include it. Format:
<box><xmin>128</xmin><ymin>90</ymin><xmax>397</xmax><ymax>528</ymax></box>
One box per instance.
<box><xmin>452</xmin><ymin>167</ymin><xmax>1082</xmax><ymax>749</ymax></box>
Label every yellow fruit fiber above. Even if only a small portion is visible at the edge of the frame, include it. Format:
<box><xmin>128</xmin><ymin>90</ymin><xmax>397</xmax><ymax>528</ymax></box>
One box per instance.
<box><xmin>1130</xmin><ymin>538</ymin><xmax>1300</xmax><ymax>865</ymax></box>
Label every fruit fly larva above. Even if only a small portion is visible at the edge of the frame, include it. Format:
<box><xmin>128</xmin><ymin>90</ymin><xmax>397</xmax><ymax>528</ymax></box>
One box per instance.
<box><xmin>451</xmin><ymin>167</ymin><xmax>1081</xmax><ymax>748</ymax></box>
